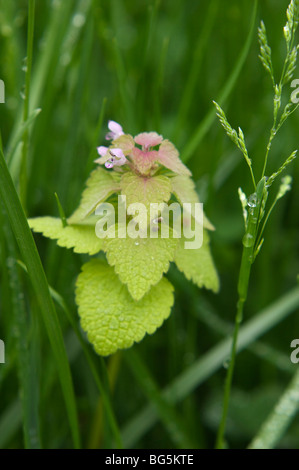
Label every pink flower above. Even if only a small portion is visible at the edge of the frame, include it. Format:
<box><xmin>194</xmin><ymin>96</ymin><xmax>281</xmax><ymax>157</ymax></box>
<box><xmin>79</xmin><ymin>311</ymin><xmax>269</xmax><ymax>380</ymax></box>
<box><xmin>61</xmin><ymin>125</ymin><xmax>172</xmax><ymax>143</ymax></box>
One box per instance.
<box><xmin>105</xmin><ymin>120</ymin><xmax>124</xmax><ymax>141</ymax></box>
<box><xmin>96</xmin><ymin>145</ymin><xmax>108</xmax><ymax>156</ymax></box>
<box><xmin>95</xmin><ymin>147</ymin><xmax>127</xmax><ymax>169</ymax></box>
<box><xmin>96</xmin><ymin>123</ymin><xmax>191</xmax><ymax>176</ymax></box>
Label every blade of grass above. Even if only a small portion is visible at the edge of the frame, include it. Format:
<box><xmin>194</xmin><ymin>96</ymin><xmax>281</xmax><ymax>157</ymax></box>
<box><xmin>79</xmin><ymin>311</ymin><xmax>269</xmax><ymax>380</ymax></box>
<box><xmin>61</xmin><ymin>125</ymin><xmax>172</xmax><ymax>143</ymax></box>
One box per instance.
<box><xmin>85</xmin><ymin>96</ymin><xmax>107</xmax><ymax>176</ymax></box>
<box><xmin>6</xmin><ymin>108</ymin><xmax>41</xmax><ymax>167</ymax></box>
<box><xmin>192</xmin><ymin>295</ymin><xmax>294</xmax><ymax>374</ymax></box>
<box><xmin>17</xmin><ymin>259</ymin><xmax>123</xmax><ymax>449</ymax></box>
<box><xmin>0</xmin><ymin>146</ymin><xmax>80</xmax><ymax>448</ymax></box>
<box><xmin>248</xmin><ymin>368</ymin><xmax>299</xmax><ymax>449</ymax></box>
<box><xmin>5</xmin><ymin>248</ymin><xmax>41</xmax><ymax>449</ymax></box>
<box><xmin>125</xmin><ymin>349</ymin><xmax>196</xmax><ymax>448</ymax></box>
<box><xmin>6</xmin><ymin>0</ymin><xmax>74</xmax><ymax>160</ymax></box>
<box><xmin>181</xmin><ymin>0</ymin><xmax>258</xmax><ymax>163</ymax></box>
<box><xmin>121</xmin><ymin>285</ymin><xmax>299</xmax><ymax>447</ymax></box>
<box><xmin>87</xmin><ymin>352</ymin><xmax>122</xmax><ymax>449</ymax></box>
<box><xmin>112</xmin><ymin>36</ymin><xmax>135</xmax><ymax>132</ymax></box>
<box><xmin>19</xmin><ymin>0</ymin><xmax>35</xmax><ymax>209</ymax></box>
<box><xmin>57</xmin><ymin>7</ymin><xmax>94</xmax><ymax>210</ymax></box>
<box><xmin>172</xmin><ymin>0</ymin><xmax>219</xmax><ymax>142</ymax></box>
<box><xmin>0</xmin><ymin>400</ymin><xmax>22</xmax><ymax>449</ymax></box>
<box><xmin>153</xmin><ymin>36</ymin><xmax>169</xmax><ymax>133</ymax></box>
<box><xmin>49</xmin><ymin>282</ymin><xmax>123</xmax><ymax>449</ymax></box>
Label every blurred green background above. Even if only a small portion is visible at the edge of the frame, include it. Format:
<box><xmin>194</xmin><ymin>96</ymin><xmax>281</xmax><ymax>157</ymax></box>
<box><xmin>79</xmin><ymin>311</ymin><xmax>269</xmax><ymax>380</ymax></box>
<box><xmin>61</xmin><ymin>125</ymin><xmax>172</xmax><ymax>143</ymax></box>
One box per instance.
<box><xmin>0</xmin><ymin>0</ymin><xmax>298</xmax><ymax>449</ymax></box>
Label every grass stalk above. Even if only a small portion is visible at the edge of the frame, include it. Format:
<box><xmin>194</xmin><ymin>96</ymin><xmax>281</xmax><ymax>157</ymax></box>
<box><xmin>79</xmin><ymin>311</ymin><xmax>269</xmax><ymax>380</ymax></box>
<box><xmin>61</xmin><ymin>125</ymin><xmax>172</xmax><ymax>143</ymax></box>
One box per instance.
<box><xmin>0</xmin><ymin>146</ymin><xmax>81</xmax><ymax>448</ymax></box>
<box><xmin>19</xmin><ymin>0</ymin><xmax>35</xmax><ymax>209</ymax></box>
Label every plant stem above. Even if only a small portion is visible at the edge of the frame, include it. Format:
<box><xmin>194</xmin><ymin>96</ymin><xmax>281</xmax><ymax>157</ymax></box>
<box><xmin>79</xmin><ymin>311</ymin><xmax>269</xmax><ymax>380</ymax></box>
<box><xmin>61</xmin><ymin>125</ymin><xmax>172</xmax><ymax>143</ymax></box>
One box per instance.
<box><xmin>20</xmin><ymin>0</ymin><xmax>35</xmax><ymax>210</ymax></box>
<box><xmin>216</xmin><ymin>178</ymin><xmax>266</xmax><ymax>448</ymax></box>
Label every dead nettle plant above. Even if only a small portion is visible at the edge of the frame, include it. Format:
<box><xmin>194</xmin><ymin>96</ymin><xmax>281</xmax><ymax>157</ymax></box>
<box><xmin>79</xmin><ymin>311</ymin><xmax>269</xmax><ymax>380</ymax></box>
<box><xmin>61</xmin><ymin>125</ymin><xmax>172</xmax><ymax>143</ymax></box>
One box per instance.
<box><xmin>29</xmin><ymin>121</ymin><xmax>219</xmax><ymax>356</ymax></box>
<box><xmin>214</xmin><ymin>0</ymin><xmax>299</xmax><ymax>449</ymax></box>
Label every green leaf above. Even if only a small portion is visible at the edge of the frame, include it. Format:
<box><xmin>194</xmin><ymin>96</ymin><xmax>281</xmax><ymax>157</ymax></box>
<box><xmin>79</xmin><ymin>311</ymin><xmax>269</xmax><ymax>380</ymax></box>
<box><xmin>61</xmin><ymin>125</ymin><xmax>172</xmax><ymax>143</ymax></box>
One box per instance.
<box><xmin>28</xmin><ymin>217</ymin><xmax>102</xmax><ymax>255</ymax></box>
<box><xmin>170</xmin><ymin>175</ymin><xmax>215</xmax><ymax>230</ymax></box>
<box><xmin>174</xmin><ymin>229</ymin><xmax>219</xmax><ymax>292</ymax></box>
<box><xmin>170</xmin><ymin>175</ymin><xmax>199</xmax><ymax>204</ymax></box>
<box><xmin>120</xmin><ymin>171</ymin><xmax>172</xmax><ymax>210</ymax></box>
<box><xmin>75</xmin><ymin>259</ymin><xmax>174</xmax><ymax>356</ymax></box>
<box><xmin>68</xmin><ymin>166</ymin><xmax>120</xmax><ymax>222</ymax></box>
<box><xmin>104</xmin><ymin>228</ymin><xmax>178</xmax><ymax>300</ymax></box>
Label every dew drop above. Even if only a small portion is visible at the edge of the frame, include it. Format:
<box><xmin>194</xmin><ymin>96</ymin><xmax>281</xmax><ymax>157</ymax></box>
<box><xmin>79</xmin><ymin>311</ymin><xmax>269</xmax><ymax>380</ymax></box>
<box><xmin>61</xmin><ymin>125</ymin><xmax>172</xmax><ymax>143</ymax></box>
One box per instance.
<box><xmin>22</xmin><ymin>57</ymin><xmax>27</xmax><ymax>72</ymax></box>
<box><xmin>135</xmin><ymin>241</ymin><xmax>139</xmax><ymax>246</ymax></box>
<box><xmin>105</xmin><ymin>160</ymin><xmax>114</xmax><ymax>169</ymax></box>
<box><xmin>73</xmin><ymin>13</ymin><xmax>86</xmax><ymax>28</ymax></box>
<box><xmin>242</xmin><ymin>233</ymin><xmax>254</xmax><ymax>248</ymax></box>
<box><xmin>223</xmin><ymin>358</ymin><xmax>230</xmax><ymax>369</ymax></box>
<box><xmin>247</xmin><ymin>194</ymin><xmax>257</xmax><ymax>208</ymax></box>
<box><xmin>152</xmin><ymin>216</ymin><xmax>163</xmax><ymax>224</ymax></box>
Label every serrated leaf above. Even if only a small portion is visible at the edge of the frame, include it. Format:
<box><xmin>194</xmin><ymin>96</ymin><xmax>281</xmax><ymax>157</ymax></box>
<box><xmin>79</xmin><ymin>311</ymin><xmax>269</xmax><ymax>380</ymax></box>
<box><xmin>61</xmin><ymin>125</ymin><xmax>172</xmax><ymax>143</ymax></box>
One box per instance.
<box><xmin>103</xmin><ymin>227</ymin><xmax>178</xmax><ymax>300</ymax></box>
<box><xmin>75</xmin><ymin>259</ymin><xmax>174</xmax><ymax>356</ymax></box>
<box><xmin>174</xmin><ymin>229</ymin><xmax>219</xmax><ymax>293</ymax></box>
<box><xmin>120</xmin><ymin>171</ymin><xmax>171</xmax><ymax>209</ymax></box>
<box><xmin>157</xmin><ymin>140</ymin><xmax>192</xmax><ymax>176</ymax></box>
<box><xmin>170</xmin><ymin>175</ymin><xmax>215</xmax><ymax>230</ymax></box>
<box><xmin>28</xmin><ymin>217</ymin><xmax>102</xmax><ymax>255</ymax></box>
<box><xmin>170</xmin><ymin>175</ymin><xmax>199</xmax><ymax>204</ymax></box>
<box><xmin>68</xmin><ymin>166</ymin><xmax>120</xmax><ymax>223</ymax></box>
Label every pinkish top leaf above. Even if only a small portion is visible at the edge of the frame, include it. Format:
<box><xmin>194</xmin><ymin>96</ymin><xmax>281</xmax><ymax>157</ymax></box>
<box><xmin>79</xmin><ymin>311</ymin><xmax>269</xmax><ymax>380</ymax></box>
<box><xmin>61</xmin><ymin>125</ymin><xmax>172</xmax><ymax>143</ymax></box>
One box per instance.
<box><xmin>134</xmin><ymin>132</ymin><xmax>163</xmax><ymax>149</ymax></box>
<box><xmin>157</xmin><ymin>140</ymin><xmax>191</xmax><ymax>176</ymax></box>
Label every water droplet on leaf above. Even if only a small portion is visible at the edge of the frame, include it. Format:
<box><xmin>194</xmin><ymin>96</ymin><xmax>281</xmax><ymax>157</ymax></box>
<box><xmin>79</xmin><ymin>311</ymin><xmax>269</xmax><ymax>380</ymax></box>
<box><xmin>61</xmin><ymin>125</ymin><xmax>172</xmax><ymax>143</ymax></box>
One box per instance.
<box><xmin>223</xmin><ymin>358</ymin><xmax>230</xmax><ymax>369</ymax></box>
<box><xmin>242</xmin><ymin>233</ymin><xmax>254</xmax><ymax>248</ymax></box>
<box><xmin>247</xmin><ymin>194</ymin><xmax>257</xmax><ymax>208</ymax></box>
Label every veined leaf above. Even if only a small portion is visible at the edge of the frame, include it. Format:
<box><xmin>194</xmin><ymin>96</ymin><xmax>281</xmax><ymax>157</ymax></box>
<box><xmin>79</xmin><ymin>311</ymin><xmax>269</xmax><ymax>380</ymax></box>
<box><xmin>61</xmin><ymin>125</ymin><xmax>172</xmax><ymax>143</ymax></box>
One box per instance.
<box><xmin>68</xmin><ymin>166</ymin><xmax>120</xmax><ymax>223</ymax></box>
<box><xmin>104</xmin><ymin>227</ymin><xmax>178</xmax><ymax>300</ymax></box>
<box><xmin>120</xmin><ymin>171</ymin><xmax>172</xmax><ymax>210</ymax></box>
<box><xmin>170</xmin><ymin>175</ymin><xmax>215</xmax><ymax>230</ymax></box>
<box><xmin>174</xmin><ymin>229</ymin><xmax>219</xmax><ymax>292</ymax></box>
<box><xmin>28</xmin><ymin>217</ymin><xmax>102</xmax><ymax>255</ymax></box>
<box><xmin>76</xmin><ymin>259</ymin><xmax>174</xmax><ymax>356</ymax></box>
